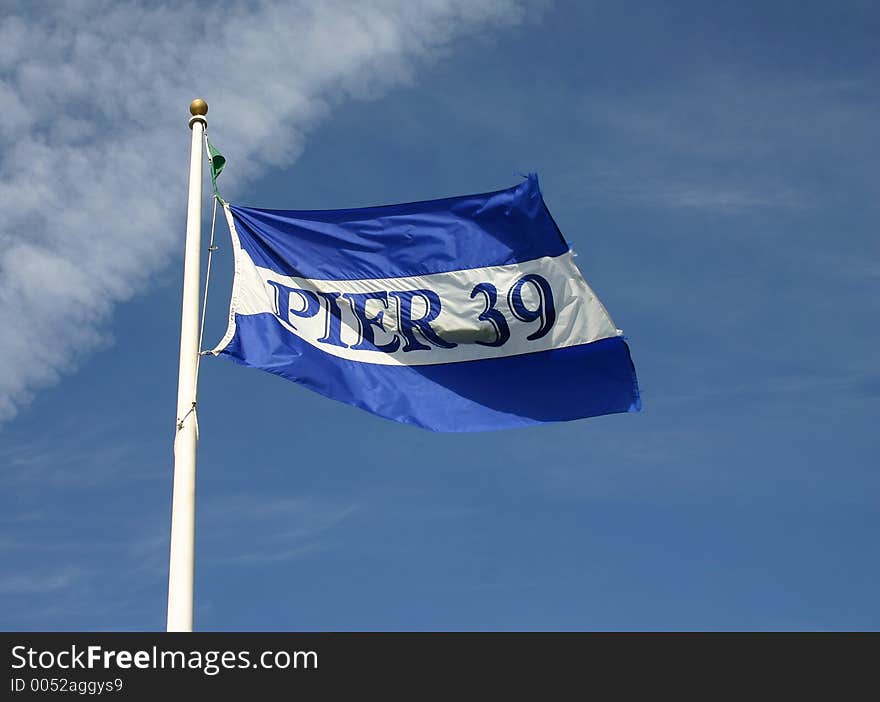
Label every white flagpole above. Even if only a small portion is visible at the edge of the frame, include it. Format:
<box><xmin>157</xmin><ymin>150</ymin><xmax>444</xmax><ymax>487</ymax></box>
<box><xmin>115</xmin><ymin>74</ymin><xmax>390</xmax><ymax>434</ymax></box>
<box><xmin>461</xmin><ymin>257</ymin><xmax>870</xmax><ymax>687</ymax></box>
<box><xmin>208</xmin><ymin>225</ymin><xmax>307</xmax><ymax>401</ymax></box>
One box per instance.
<box><xmin>167</xmin><ymin>98</ymin><xmax>208</xmax><ymax>632</ymax></box>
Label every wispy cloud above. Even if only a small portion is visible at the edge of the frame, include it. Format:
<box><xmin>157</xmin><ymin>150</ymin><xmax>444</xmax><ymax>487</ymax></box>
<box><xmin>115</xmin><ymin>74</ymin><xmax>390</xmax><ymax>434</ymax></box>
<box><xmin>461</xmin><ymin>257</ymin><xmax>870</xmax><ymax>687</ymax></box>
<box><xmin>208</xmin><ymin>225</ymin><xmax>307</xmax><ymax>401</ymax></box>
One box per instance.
<box><xmin>572</xmin><ymin>74</ymin><xmax>879</xmax><ymax>213</ymax></box>
<box><xmin>0</xmin><ymin>0</ymin><xmax>526</xmax><ymax>421</ymax></box>
<box><xmin>201</xmin><ymin>493</ymin><xmax>358</xmax><ymax>566</ymax></box>
<box><xmin>582</xmin><ymin>169</ymin><xmax>807</xmax><ymax>213</ymax></box>
<box><xmin>0</xmin><ymin>567</ymin><xmax>81</xmax><ymax>595</ymax></box>
<box><xmin>0</xmin><ymin>510</ymin><xmax>45</xmax><ymax>525</ymax></box>
<box><xmin>0</xmin><ymin>431</ymin><xmax>159</xmax><ymax>487</ymax></box>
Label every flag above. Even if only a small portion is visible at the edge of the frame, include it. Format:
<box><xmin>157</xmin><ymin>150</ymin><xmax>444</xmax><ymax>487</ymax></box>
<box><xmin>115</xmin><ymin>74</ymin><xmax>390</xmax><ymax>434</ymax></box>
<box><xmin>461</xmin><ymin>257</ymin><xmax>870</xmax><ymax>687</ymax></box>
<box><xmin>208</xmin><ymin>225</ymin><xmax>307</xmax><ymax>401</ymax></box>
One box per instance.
<box><xmin>210</xmin><ymin>174</ymin><xmax>640</xmax><ymax>431</ymax></box>
<box><xmin>206</xmin><ymin>138</ymin><xmax>226</xmax><ymax>197</ymax></box>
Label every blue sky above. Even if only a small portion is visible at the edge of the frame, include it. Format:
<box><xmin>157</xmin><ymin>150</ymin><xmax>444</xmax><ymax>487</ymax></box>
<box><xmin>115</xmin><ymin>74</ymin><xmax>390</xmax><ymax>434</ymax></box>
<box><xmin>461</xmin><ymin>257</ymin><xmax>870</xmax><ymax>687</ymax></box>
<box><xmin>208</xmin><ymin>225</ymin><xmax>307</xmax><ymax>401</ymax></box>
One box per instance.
<box><xmin>1</xmin><ymin>1</ymin><xmax>877</xmax><ymax>630</ymax></box>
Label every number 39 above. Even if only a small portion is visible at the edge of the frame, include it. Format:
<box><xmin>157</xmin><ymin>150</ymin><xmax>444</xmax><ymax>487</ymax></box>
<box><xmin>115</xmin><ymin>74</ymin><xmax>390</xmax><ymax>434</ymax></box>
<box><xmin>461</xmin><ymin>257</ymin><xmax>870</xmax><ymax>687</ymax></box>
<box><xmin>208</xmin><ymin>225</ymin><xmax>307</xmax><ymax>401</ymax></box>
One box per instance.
<box><xmin>470</xmin><ymin>274</ymin><xmax>556</xmax><ymax>346</ymax></box>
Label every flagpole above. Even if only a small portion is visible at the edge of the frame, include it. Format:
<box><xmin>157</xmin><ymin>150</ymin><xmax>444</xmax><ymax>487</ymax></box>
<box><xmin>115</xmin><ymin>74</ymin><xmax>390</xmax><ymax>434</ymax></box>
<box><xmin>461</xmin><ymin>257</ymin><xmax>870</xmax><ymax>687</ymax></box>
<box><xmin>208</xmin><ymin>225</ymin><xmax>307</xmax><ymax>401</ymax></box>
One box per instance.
<box><xmin>166</xmin><ymin>98</ymin><xmax>208</xmax><ymax>632</ymax></box>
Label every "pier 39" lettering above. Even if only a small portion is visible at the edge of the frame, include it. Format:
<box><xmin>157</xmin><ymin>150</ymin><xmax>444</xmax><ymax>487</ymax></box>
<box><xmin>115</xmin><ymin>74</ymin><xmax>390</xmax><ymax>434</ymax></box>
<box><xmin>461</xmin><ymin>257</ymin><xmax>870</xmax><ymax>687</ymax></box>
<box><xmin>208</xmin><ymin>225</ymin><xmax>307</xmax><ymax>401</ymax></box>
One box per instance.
<box><xmin>266</xmin><ymin>274</ymin><xmax>556</xmax><ymax>354</ymax></box>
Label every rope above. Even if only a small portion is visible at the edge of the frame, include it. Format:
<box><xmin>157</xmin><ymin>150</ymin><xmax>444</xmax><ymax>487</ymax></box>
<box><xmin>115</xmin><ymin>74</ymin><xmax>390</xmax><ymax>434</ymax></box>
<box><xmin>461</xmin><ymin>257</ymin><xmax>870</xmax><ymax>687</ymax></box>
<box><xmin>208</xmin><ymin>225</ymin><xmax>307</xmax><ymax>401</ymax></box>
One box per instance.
<box><xmin>177</xmin><ymin>402</ymin><xmax>197</xmax><ymax>431</ymax></box>
<box><xmin>172</xmin><ymin>133</ymin><xmax>221</xmax><ymax>447</ymax></box>
<box><xmin>191</xmin><ymin>134</ymin><xmax>221</xmax><ymax>418</ymax></box>
<box><xmin>198</xmin><ymin>193</ymin><xmax>219</xmax><ymax>358</ymax></box>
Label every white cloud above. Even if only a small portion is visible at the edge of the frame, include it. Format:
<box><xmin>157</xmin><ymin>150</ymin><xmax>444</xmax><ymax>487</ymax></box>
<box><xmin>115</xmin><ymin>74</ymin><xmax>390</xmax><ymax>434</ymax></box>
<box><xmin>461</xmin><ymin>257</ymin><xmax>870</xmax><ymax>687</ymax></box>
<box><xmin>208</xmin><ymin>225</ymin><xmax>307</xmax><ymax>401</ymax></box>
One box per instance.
<box><xmin>0</xmin><ymin>0</ymin><xmax>525</xmax><ymax>420</ymax></box>
<box><xmin>579</xmin><ymin>170</ymin><xmax>807</xmax><ymax>213</ymax></box>
<box><xmin>201</xmin><ymin>493</ymin><xmax>358</xmax><ymax>566</ymax></box>
<box><xmin>571</xmin><ymin>75</ymin><xmax>878</xmax><ymax>213</ymax></box>
<box><xmin>0</xmin><ymin>567</ymin><xmax>81</xmax><ymax>595</ymax></box>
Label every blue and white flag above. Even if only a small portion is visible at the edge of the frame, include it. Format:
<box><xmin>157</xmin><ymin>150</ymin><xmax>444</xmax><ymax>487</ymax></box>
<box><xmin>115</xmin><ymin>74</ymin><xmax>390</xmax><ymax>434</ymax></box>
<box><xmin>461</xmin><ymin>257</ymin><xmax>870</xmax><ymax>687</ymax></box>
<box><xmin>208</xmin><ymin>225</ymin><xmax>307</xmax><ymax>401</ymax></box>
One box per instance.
<box><xmin>211</xmin><ymin>174</ymin><xmax>640</xmax><ymax>431</ymax></box>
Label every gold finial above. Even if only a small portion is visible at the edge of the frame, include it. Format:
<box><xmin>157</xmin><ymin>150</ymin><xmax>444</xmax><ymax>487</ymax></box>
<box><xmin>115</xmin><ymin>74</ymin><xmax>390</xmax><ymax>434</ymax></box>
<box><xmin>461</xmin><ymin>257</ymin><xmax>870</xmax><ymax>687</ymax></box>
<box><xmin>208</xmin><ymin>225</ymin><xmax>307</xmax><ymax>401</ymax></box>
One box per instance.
<box><xmin>189</xmin><ymin>98</ymin><xmax>208</xmax><ymax>116</ymax></box>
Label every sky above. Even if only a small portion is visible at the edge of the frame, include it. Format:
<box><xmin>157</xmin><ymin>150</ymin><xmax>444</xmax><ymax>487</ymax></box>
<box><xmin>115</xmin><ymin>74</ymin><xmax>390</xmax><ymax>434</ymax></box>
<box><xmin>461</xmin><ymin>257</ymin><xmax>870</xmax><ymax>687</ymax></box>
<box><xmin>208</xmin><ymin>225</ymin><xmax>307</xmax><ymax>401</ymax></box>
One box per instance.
<box><xmin>0</xmin><ymin>0</ymin><xmax>877</xmax><ymax>631</ymax></box>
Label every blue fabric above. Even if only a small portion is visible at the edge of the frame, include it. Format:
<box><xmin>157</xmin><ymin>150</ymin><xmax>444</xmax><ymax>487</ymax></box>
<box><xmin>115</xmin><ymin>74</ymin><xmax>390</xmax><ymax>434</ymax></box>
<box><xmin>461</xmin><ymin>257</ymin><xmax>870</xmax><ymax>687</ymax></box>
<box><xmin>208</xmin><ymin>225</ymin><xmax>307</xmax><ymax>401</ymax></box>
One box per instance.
<box><xmin>220</xmin><ymin>313</ymin><xmax>641</xmax><ymax>432</ymax></box>
<box><xmin>228</xmin><ymin>173</ymin><xmax>568</xmax><ymax>280</ymax></box>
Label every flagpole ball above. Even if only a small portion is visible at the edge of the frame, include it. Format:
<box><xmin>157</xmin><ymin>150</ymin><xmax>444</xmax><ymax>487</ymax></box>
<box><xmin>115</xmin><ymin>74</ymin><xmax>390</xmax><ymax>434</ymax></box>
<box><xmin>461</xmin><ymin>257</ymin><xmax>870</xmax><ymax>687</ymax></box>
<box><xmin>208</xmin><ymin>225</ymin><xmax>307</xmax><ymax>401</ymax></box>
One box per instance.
<box><xmin>189</xmin><ymin>98</ymin><xmax>208</xmax><ymax>116</ymax></box>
